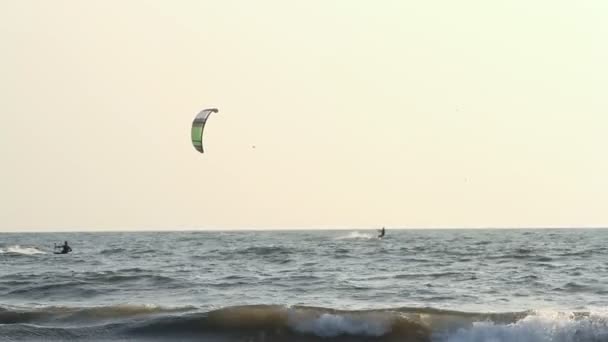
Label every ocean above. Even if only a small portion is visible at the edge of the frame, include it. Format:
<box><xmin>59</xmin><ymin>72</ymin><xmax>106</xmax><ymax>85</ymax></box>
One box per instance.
<box><xmin>1</xmin><ymin>229</ymin><xmax>607</xmax><ymax>341</ymax></box>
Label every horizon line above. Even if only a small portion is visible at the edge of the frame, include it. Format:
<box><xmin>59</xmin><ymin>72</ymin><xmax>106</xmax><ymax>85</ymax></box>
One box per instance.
<box><xmin>1</xmin><ymin>226</ymin><xmax>607</xmax><ymax>233</ymax></box>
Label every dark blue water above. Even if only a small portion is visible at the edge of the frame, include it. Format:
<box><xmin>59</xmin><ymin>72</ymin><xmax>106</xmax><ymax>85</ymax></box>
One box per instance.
<box><xmin>1</xmin><ymin>229</ymin><xmax>607</xmax><ymax>341</ymax></box>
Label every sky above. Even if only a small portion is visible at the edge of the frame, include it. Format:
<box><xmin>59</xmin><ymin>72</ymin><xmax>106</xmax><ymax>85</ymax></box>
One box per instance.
<box><xmin>1</xmin><ymin>0</ymin><xmax>607</xmax><ymax>231</ymax></box>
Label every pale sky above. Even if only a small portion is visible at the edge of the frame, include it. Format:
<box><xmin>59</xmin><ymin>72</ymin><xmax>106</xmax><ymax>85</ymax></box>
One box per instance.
<box><xmin>1</xmin><ymin>0</ymin><xmax>607</xmax><ymax>231</ymax></box>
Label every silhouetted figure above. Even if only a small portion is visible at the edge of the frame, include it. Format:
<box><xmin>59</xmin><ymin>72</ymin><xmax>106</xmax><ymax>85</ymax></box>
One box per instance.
<box><xmin>55</xmin><ymin>241</ymin><xmax>72</xmax><ymax>254</ymax></box>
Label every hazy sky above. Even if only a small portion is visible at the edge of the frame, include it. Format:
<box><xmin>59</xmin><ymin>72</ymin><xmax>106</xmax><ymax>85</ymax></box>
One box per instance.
<box><xmin>1</xmin><ymin>0</ymin><xmax>607</xmax><ymax>231</ymax></box>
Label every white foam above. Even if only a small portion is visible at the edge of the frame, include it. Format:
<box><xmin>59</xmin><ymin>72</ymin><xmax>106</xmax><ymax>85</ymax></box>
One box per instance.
<box><xmin>438</xmin><ymin>310</ymin><xmax>608</xmax><ymax>342</ymax></box>
<box><xmin>288</xmin><ymin>312</ymin><xmax>390</xmax><ymax>337</ymax></box>
<box><xmin>0</xmin><ymin>245</ymin><xmax>46</xmax><ymax>255</ymax></box>
<box><xmin>336</xmin><ymin>232</ymin><xmax>376</xmax><ymax>240</ymax></box>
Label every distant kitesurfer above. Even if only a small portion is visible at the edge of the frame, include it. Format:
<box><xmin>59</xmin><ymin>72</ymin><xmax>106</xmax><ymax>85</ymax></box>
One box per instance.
<box><xmin>378</xmin><ymin>227</ymin><xmax>386</xmax><ymax>238</ymax></box>
<box><xmin>55</xmin><ymin>241</ymin><xmax>72</xmax><ymax>254</ymax></box>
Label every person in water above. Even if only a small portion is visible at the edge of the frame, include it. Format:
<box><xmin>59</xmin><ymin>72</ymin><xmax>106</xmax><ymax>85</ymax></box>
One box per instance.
<box><xmin>378</xmin><ymin>227</ymin><xmax>386</xmax><ymax>238</ymax></box>
<box><xmin>58</xmin><ymin>241</ymin><xmax>72</xmax><ymax>254</ymax></box>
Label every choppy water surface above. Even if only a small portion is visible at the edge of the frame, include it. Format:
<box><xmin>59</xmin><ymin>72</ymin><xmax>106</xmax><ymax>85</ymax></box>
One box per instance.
<box><xmin>1</xmin><ymin>229</ymin><xmax>607</xmax><ymax>341</ymax></box>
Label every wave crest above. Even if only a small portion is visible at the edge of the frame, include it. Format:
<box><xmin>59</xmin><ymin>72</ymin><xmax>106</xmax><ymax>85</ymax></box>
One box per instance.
<box><xmin>0</xmin><ymin>245</ymin><xmax>46</xmax><ymax>255</ymax></box>
<box><xmin>336</xmin><ymin>232</ymin><xmax>377</xmax><ymax>240</ymax></box>
<box><xmin>2</xmin><ymin>305</ymin><xmax>607</xmax><ymax>342</ymax></box>
<box><xmin>437</xmin><ymin>310</ymin><xmax>608</xmax><ymax>342</ymax></box>
<box><xmin>128</xmin><ymin>305</ymin><xmax>431</xmax><ymax>341</ymax></box>
<box><xmin>288</xmin><ymin>311</ymin><xmax>391</xmax><ymax>337</ymax></box>
<box><xmin>0</xmin><ymin>304</ymin><xmax>195</xmax><ymax>324</ymax></box>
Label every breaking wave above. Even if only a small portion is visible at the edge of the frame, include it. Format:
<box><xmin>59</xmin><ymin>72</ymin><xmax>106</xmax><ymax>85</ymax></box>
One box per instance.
<box><xmin>0</xmin><ymin>245</ymin><xmax>46</xmax><ymax>255</ymax></box>
<box><xmin>1</xmin><ymin>304</ymin><xmax>607</xmax><ymax>341</ymax></box>
<box><xmin>433</xmin><ymin>310</ymin><xmax>608</xmax><ymax>342</ymax></box>
<box><xmin>336</xmin><ymin>232</ymin><xmax>378</xmax><ymax>240</ymax></box>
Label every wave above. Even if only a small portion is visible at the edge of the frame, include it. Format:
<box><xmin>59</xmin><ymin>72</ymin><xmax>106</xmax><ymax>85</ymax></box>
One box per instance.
<box><xmin>433</xmin><ymin>310</ymin><xmax>608</xmax><ymax>342</ymax></box>
<box><xmin>99</xmin><ymin>247</ymin><xmax>126</xmax><ymax>255</ymax></box>
<box><xmin>240</xmin><ymin>246</ymin><xmax>294</xmax><ymax>256</ymax></box>
<box><xmin>486</xmin><ymin>253</ymin><xmax>554</xmax><ymax>262</ymax></box>
<box><xmin>1</xmin><ymin>305</ymin><xmax>607</xmax><ymax>341</ymax></box>
<box><xmin>336</xmin><ymin>232</ymin><xmax>378</xmax><ymax>240</ymax></box>
<box><xmin>0</xmin><ymin>304</ymin><xmax>194</xmax><ymax>324</ymax></box>
<box><xmin>126</xmin><ymin>305</ymin><xmax>431</xmax><ymax>341</ymax></box>
<box><xmin>0</xmin><ymin>245</ymin><xmax>46</xmax><ymax>255</ymax></box>
<box><xmin>393</xmin><ymin>272</ymin><xmax>474</xmax><ymax>280</ymax></box>
<box><xmin>3</xmin><ymin>270</ymin><xmax>187</xmax><ymax>299</ymax></box>
<box><xmin>288</xmin><ymin>309</ymin><xmax>395</xmax><ymax>337</ymax></box>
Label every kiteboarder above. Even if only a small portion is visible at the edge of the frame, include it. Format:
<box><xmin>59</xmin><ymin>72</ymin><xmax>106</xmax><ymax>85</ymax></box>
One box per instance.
<box><xmin>378</xmin><ymin>227</ymin><xmax>386</xmax><ymax>238</ymax></box>
<box><xmin>54</xmin><ymin>241</ymin><xmax>72</xmax><ymax>254</ymax></box>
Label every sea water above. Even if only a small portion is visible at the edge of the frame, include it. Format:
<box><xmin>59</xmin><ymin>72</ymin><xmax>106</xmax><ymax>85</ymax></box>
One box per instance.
<box><xmin>1</xmin><ymin>229</ymin><xmax>607</xmax><ymax>341</ymax></box>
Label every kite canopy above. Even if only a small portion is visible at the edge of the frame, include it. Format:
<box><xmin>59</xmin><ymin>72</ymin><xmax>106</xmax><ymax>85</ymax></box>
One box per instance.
<box><xmin>191</xmin><ymin>108</ymin><xmax>219</xmax><ymax>153</ymax></box>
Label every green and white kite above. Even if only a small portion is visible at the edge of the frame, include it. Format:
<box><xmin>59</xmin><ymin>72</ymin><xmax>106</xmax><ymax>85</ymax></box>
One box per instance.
<box><xmin>191</xmin><ymin>108</ymin><xmax>219</xmax><ymax>153</ymax></box>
